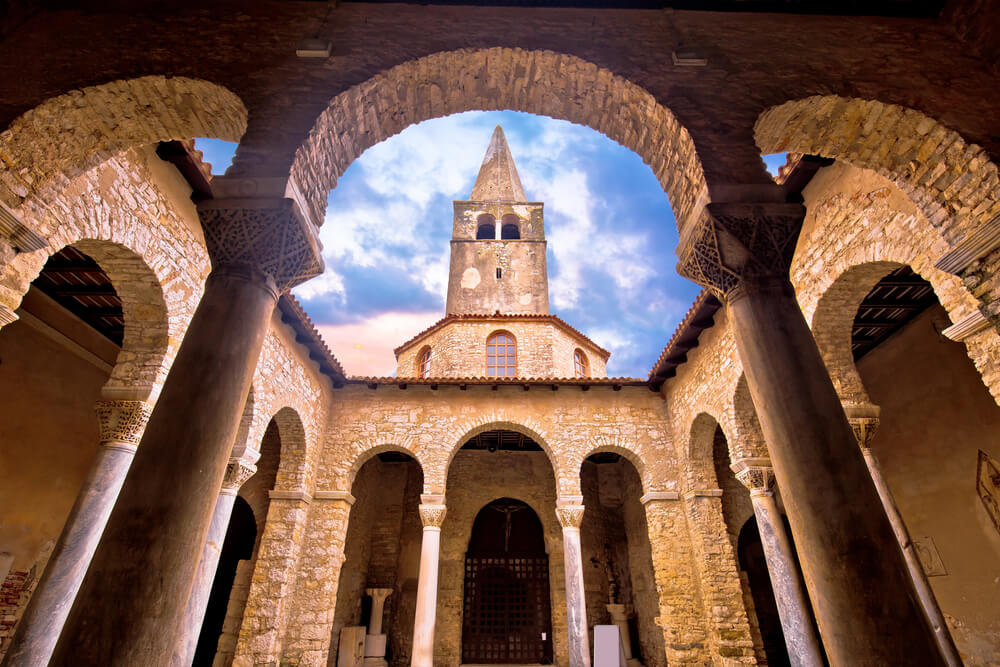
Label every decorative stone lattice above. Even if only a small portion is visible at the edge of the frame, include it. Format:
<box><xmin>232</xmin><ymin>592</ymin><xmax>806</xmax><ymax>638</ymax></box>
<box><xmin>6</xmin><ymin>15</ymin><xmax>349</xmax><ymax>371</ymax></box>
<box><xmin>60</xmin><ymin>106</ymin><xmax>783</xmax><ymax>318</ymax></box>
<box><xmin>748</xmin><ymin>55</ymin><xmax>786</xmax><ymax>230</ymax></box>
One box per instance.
<box><xmin>222</xmin><ymin>459</ymin><xmax>258</xmax><ymax>493</ymax></box>
<box><xmin>555</xmin><ymin>505</ymin><xmax>585</xmax><ymax>529</ymax></box>
<box><xmin>94</xmin><ymin>400</ymin><xmax>153</xmax><ymax>447</ymax></box>
<box><xmin>418</xmin><ymin>504</ymin><xmax>447</xmax><ymax>528</ymax></box>
<box><xmin>198</xmin><ymin>199</ymin><xmax>324</xmax><ymax>294</ymax></box>
<box><xmin>677</xmin><ymin>203</ymin><xmax>806</xmax><ymax>300</ymax></box>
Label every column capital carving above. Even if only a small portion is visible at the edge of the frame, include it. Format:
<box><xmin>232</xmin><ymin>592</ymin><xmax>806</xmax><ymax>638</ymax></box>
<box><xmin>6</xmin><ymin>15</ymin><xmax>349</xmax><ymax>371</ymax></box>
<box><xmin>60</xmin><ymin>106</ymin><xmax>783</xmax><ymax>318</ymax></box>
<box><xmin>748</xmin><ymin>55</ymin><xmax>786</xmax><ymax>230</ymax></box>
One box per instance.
<box><xmin>366</xmin><ymin>587</ymin><xmax>393</xmax><ymax>603</ymax></box>
<box><xmin>677</xmin><ymin>202</ymin><xmax>806</xmax><ymax>301</ymax></box>
<box><xmin>731</xmin><ymin>457</ymin><xmax>776</xmax><ymax>495</ymax></box>
<box><xmin>95</xmin><ymin>399</ymin><xmax>153</xmax><ymax>448</ymax></box>
<box><xmin>418</xmin><ymin>503</ymin><xmax>447</xmax><ymax>528</ymax></box>
<box><xmin>555</xmin><ymin>504</ymin><xmax>585</xmax><ymax>529</ymax></box>
<box><xmin>197</xmin><ymin>196</ymin><xmax>324</xmax><ymax>294</ymax></box>
<box><xmin>0</xmin><ymin>303</ymin><xmax>18</xmax><ymax>327</ymax></box>
<box><xmin>221</xmin><ymin>458</ymin><xmax>257</xmax><ymax>493</ymax></box>
<box><xmin>844</xmin><ymin>404</ymin><xmax>881</xmax><ymax>450</ymax></box>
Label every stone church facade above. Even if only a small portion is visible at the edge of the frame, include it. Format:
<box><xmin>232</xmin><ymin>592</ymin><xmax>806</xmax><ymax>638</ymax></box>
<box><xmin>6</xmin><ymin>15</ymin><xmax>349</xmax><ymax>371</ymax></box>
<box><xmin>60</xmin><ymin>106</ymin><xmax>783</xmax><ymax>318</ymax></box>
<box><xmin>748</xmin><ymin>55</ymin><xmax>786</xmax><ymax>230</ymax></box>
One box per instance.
<box><xmin>0</xmin><ymin>3</ymin><xmax>999</xmax><ymax>667</ymax></box>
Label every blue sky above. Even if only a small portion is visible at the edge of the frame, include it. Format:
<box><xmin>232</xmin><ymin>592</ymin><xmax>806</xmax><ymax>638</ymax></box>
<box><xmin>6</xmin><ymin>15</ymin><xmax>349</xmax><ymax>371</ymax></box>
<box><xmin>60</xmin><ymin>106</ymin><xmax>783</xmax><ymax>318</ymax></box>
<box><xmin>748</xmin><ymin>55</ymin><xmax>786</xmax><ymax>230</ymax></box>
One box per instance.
<box><xmin>198</xmin><ymin>114</ymin><xmax>785</xmax><ymax>378</ymax></box>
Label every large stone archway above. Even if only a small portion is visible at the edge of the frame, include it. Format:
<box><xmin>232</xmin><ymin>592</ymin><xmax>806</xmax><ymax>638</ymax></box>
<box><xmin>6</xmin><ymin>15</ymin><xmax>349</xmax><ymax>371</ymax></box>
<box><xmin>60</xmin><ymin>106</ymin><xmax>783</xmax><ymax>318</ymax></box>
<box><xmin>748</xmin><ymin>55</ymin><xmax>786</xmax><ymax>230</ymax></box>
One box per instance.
<box><xmin>284</xmin><ymin>48</ymin><xmax>708</xmax><ymax>233</ymax></box>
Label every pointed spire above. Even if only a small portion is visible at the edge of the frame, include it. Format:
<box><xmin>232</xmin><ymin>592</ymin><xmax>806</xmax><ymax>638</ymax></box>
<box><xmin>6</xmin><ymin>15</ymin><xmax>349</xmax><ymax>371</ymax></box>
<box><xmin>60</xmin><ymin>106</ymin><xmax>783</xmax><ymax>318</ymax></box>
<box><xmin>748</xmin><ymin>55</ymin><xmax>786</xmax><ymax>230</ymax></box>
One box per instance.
<box><xmin>470</xmin><ymin>125</ymin><xmax>528</xmax><ymax>202</ymax></box>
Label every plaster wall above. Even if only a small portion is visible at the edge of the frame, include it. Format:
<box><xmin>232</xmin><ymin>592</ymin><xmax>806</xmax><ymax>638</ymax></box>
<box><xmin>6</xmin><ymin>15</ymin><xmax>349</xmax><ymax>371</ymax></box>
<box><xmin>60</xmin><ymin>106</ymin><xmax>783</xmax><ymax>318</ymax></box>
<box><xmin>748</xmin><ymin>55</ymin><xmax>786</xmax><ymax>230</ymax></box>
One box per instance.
<box><xmin>857</xmin><ymin>304</ymin><xmax>1000</xmax><ymax>666</ymax></box>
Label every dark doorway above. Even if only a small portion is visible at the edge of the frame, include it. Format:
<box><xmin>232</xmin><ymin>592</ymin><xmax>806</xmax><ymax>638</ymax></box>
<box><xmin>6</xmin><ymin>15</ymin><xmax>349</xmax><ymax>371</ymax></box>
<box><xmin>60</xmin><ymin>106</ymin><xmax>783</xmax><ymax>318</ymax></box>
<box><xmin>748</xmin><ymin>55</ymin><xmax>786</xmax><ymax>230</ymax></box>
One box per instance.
<box><xmin>462</xmin><ymin>498</ymin><xmax>553</xmax><ymax>664</ymax></box>
<box><xmin>738</xmin><ymin>517</ymin><xmax>790</xmax><ymax>667</ymax></box>
<box><xmin>193</xmin><ymin>496</ymin><xmax>257</xmax><ymax>666</ymax></box>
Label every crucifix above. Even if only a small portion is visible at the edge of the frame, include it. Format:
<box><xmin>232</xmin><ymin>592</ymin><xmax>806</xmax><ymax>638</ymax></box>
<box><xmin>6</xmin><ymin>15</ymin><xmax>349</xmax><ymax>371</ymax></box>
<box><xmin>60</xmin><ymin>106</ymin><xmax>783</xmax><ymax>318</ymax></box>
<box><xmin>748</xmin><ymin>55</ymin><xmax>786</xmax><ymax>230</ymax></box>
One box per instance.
<box><xmin>490</xmin><ymin>502</ymin><xmax>526</xmax><ymax>552</ymax></box>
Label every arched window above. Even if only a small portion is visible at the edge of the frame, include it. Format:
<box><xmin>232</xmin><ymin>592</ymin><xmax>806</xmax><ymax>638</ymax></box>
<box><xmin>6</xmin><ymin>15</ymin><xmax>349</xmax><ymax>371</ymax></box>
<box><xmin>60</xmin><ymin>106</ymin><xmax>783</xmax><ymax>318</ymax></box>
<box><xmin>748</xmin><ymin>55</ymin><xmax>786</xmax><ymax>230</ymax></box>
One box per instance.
<box><xmin>574</xmin><ymin>349</ymin><xmax>588</xmax><ymax>377</ymax></box>
<box><xmin>487</xmin><ymin>331</ymin><xmax>517</xmax><ymax>377</ymax></box>
<box><xmin>418</xmin><ymin>347</ymin><xmax>432</xmax><ymax>378</ymax></box>
<box><xmin>476</xmin><ymin>213</ymin><xmax>496</xmax><ymax>240</ymax></box>
<box><xmin>501</xmin><ymin>214</ymin><xmax>521</xmax><ymax>240</ymax></box>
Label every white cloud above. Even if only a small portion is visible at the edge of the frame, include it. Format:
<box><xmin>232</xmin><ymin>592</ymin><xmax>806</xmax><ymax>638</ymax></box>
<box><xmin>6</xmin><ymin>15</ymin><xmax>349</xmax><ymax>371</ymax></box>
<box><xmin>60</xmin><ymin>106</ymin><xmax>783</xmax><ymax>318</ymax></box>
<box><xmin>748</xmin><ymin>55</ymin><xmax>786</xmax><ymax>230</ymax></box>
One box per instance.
<box><xmin>318</xmin><ymin>310</ymin><xmax>441</xmax><ymax>377</ymax></box>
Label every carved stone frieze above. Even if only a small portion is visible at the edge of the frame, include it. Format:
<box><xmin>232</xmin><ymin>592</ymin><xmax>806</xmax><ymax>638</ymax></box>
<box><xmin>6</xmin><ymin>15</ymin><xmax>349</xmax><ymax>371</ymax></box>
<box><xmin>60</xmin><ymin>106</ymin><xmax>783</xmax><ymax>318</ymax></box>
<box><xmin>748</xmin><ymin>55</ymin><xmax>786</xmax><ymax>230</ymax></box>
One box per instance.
<box><xmin>222</xmin><ymin>458</ymin><xmax>258</xmax><ymax>492</ymax></box>
<box><xmin>677</xmin><ymin>202</ymin><xmax>806</xmax><ymax>300</ymax></box>
<box><xmin>418</xmin><ymin>503</ymin><xmax>447</xmax><ymax>528</ymax></box>
<box><xmin>731</xmin><ymin>457</ymin><xmax>776</xmax><ymax>495</ymax></box>
<box><xmin>197</xmin><ymin>197</ymin><xmax>324</xmax><ymax>294</ymax></box>
<box><xmin>94</xmin><ymin>399</ymin><xmax>153</xmax><ymax>447</ymax></box>
<box><xmin>555</xmin><ymin>504</ymin><xmax>585</xmax><ymax>529</ymax></box>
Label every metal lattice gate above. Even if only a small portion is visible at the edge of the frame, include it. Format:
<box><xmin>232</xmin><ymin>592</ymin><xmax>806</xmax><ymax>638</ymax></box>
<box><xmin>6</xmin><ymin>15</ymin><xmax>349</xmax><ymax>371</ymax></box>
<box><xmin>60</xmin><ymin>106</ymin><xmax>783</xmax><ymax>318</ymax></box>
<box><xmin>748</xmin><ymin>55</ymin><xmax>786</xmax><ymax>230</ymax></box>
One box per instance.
<box><xmin>462</xmin><ymin>556</ymin><xmax>553</xmax><ymax>664</ymax></box>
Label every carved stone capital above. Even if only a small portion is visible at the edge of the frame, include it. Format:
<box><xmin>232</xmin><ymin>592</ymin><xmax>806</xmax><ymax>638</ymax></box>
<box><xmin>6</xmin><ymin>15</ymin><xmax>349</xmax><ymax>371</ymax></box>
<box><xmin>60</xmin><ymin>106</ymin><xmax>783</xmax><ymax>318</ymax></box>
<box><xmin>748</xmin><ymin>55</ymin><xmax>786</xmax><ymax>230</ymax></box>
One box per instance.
<box><xmin>95</xmin><ymin>400</ymin><xmax>153</xmax><ymax>448</ymax></box>
<box><xmin>555</xmin><ymin>504</ymin><xmax>585</xmax><ymax>529</ymax></box>
<box><xmin>197</xmin><ymin>196</ymin><xmax>324</xmax><ymax>294</ymax></box>
<box><xmin>366</xmin><ymin>587</ymin><xmax>393</xmax><ymax>604</ymax></box>
<box><xmin>418</xmin><ymin>503</ymin><xmax>447</xmax><ymax>528</ymax></box>
<box><xmin>222</xmin><ymin>458</ymin><xmax>257</xmax><ymax>493</ymax></box>
<box><xmin>0</xmin><ymin>303</ymin><xmax>18</xmax><ymax>327</ymax></box>
<box><xmin>677</xmin><ymin>202</ymin><xmax>806</xmax><ymax>300</ymax></box>
<box><xmin>844</xmin><ymin>404</ymin><xmax>881</xmax><ymax>450</ymax></box>
<box><xmin>731</xmin><ymin>457</ymin><xmax>776</xmax><ymax>495</ymax></box>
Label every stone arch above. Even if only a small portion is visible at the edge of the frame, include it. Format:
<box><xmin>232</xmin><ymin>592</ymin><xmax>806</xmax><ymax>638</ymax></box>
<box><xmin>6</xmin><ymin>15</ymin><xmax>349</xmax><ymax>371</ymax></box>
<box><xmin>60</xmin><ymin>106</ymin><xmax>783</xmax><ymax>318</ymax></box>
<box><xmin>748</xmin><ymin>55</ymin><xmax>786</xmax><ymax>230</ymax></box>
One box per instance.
<box><xmin>433</xmin><ymin>418</ymin><xmax>562</xmax><ymax>496</ymax></box>
<box><xmin>268</xmin><ymin>406</ymin><xmax>309</xmax><ymax>492</ymax></box>
<box><xmin>14</xmin><ymin>239</ymin><xmax>170</xmax><ymax>402</ymax></box>
<box><xmin>576</xmin><ymin>440</ymin><xmax>649</xmax><ymax>495</ymax></box>
<box><xmin>728</xmin><ymin>375</ymin><xmax>769</xmax><ymax>461</ymax></box>
<box><xmin>686</xmin><ymin>411</ymin><xmax>731</xmax><ymax>491</ymax></box>
<box><xmin>288</xmin><ymin>48</ymin><xmax>707</xmax><ymax>232</ymax></box>
<box><xmin>344</xmin><ymin>443</ymin><xmax>426</xmax><ymax>491</ymax></box>
<box><xmin>229</xmin><ymin>386</ymin><xmax>258</xmax><ymax>463</ymax></box>
<box><xmin>0</xmin><ymin>75</ymin><xmax>247</xmax><ymax>209</ymax></box>
<box><xmin>755</xmin><ymin>95</ymin><xmax>1000</xmax><ymax>246</ymax></box>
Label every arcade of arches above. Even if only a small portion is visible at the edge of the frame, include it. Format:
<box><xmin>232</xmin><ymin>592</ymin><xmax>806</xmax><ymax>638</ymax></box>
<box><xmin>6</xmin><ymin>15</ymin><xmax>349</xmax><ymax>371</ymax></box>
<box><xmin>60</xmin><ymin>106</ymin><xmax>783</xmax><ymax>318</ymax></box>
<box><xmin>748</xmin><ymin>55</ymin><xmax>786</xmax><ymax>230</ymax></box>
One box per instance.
<box><xmin>1</xmin><ymin>3</ymin><xmax>1000</xmax><ymax>667</ymax></box>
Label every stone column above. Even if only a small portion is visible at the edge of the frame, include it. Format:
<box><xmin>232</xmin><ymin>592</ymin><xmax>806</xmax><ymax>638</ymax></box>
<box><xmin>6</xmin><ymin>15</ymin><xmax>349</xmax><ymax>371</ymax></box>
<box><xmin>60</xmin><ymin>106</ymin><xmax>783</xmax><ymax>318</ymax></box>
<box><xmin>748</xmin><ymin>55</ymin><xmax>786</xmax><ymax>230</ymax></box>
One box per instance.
<box><xmin>555</xmin><ymin>499</ymin><xmax>591</xmax><ymax>667</ymax></box>
<box><xmin>605</xmin><ymin>604</ymin><xmax>637</xmax><ymax>666</ymax></box>
<box><xmin>365</xmin><ymin>587</ymin><xmax>392</xmax><ymax>667</ymax></box>
<box><xmin>731</xmin><ymin>458</ymin><xmax>823</xmax><ymax>667</ymax></box>
<box><xmin>411</xmin><ymin>498</ymin><xmax>446</xmax><ymax>667</ymax></box>
<box><xmin>0</xmin><ymin>399</ymin><xmax>152</xmax><ymax>667</ymax></box>
<box><xmin>172</xmin><ymin>458</ymin><xmax>257</xmax><ymax>667</ymax></box>
<box><xmin>846</xmin><ymin>408</ymin><xmax>962</xmax><ymax>667</ymax></box>
<box><xmin>677</xmin><ymin>201</ymin><xmax>941</xmax><ymax>665</ymax></box>
<box><xmin>50</xmin><ymin>188</ymin><xmax>324</xmax><ymax>666</ymax></box>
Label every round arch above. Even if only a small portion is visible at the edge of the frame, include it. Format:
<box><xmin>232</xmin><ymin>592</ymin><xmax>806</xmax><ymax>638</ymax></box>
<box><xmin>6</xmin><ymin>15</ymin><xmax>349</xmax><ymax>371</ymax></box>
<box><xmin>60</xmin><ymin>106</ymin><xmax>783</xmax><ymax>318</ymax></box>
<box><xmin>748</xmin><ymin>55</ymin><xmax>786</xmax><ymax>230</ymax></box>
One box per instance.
<box><xmin>755</xmin><ymin>95</ymin><xmax>1000</xmax><ymax>246</ymax></box>
<box><xmin>576</xmin><ymin>442</ymin><xmax>649</xmax><ymax>495</ymax></box>
<box><xmin>0</xmin><ymin>75</ymin><xmax>247</xmax><ymax>209</ymax></box>
<box><xmin>268</xmin><ymin>406</ymin><xmax>309</xmax><ymax>491</ymax></box>
<box><xmin>729</xmin><ymin>375</ymin><xmax>769</xmax><ymax>461</ymax></box>
<box><xmin>288</xmin><ymin>48</ymin><xmax>707</xmax><ymax>233</ymax></box>
<box><xmin>12</xmin><ymin>239</ymin><xmax>170</xmax><ymax>402</ymax></box>
<box><xmin>432</xmin><ymin>419</ymin><xmax>561</xmax><ymax>497</ymax></box>
<box><xmin>345</xmin><ymin>443</ymin><xmax>426</xmax><ymax>491</ymax></box>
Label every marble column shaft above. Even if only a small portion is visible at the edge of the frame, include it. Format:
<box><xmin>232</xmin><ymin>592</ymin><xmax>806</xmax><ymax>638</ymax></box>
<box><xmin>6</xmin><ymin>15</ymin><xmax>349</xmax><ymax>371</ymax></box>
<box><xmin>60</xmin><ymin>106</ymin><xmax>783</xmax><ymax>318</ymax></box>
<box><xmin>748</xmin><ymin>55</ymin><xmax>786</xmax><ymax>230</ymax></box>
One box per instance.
<box><xmin>1</xmin><ymin>400</ymin><xmax>152</xmax><ymax>667</ymax></box>
<box><xmin>678</xmin><ymin>202</ymin><xmax>942</xmax><ymax>664</ymax></box>
<box><xmin>411</xmin><ymin>501</ymin><xmax>446</xmax><ymax>667</ymax></box>
<box><xmin>732</xmin><ymin>460</ymin><xmax>823</xmax><ymax>667</ymax></box>
<box><xmin>49</xmin><ymin>194</ymin><xmax>322</xmax><ymax>665</ymax></box>
<box><xmin>367</xmin><ymin>588</ymin><xmax>392</xmax><ymax>636</ymax></box>
<box><xmin>172</xmin><ymin>459</ymin><xmax>257</xmax><ymax>667</ymax></box>
<box><xmin>556</xmin><ymin>503</ymin><xmax>591</xmax><ymax>667</ymax></box>
<box><xmin>848</xmin><ymin>414</ymin><xmax>961</xmax><ymax>667</ymax></box>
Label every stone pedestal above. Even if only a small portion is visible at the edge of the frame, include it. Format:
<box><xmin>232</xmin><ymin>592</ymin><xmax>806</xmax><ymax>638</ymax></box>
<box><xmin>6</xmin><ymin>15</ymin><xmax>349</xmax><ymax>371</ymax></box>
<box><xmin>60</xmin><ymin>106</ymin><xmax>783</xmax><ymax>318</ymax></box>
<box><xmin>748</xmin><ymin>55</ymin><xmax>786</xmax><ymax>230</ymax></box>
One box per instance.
<box><xmin>49</xmin><ymin>194</ymin><xmax>323</xmax><ymax>665</ymax></box>
<box><xmin>1</xmin><ymin>399</ymin><xmax>151</xmax><ymax>667</ymax></box>
<box><xmin>678</xmin><ymin>202</ymin><xmax>943</xmax><ymax>664</ymax></box>
<box><xmin>605</xmin><ymin>604</ymin><xmax>640</xmax><ymax>667</ymax></box>
<box><xmin>173</xmin><ymin>458</ymin><xmax>257</xmax><ymax>667</ymax></box>
<box><xmin>556</xmin><ymin>500</ymin><xmax>591</xmax><ymax>667</ymax></box>
<box><xmin>732</xmin><ymin>459</ymin><xmax>823</xmax><ymax>667</ymax></box>
<box><xmin>412</xmin><ymin>499</ymin><xmax>446</xmax><ymax>667</ymax></box>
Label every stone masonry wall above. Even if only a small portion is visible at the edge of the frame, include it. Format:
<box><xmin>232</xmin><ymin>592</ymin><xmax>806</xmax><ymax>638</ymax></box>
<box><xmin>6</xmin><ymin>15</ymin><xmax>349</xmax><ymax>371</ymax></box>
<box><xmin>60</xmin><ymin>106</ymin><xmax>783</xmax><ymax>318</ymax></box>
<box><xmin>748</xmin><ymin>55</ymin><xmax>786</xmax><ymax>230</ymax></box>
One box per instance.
<box><xmin>396</xmin><ymin>319</ymin><xmax>608</xmax><ymax>379</ymax></box>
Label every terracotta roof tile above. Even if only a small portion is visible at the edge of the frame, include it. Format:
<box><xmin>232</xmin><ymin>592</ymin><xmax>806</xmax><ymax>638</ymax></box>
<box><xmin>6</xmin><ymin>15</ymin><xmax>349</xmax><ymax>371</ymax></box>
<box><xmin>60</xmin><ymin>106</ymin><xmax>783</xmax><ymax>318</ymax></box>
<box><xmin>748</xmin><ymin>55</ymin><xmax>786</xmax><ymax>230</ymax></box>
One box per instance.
<box><xmin>277</xmin><ymin>294</ymin><xmax>347</xmax><ymax>384</ymax></box>
<box><xmin>647</xmin><ymin>290</ymin><xmax>721</xmax><ymax>387</ymax></box>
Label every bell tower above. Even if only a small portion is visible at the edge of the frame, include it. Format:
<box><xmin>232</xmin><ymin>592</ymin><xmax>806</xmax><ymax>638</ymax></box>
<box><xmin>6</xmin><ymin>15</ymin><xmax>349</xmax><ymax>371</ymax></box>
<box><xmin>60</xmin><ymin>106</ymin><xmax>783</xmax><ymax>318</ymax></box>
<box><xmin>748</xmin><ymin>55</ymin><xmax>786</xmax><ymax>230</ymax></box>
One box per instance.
<box><xmin>445</xmin><ymin>126</ymin><xmax>549</xmax><ymax>315</ymax></box>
